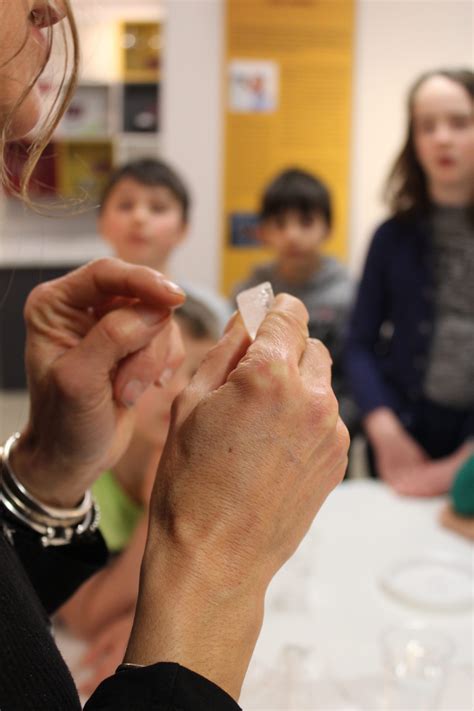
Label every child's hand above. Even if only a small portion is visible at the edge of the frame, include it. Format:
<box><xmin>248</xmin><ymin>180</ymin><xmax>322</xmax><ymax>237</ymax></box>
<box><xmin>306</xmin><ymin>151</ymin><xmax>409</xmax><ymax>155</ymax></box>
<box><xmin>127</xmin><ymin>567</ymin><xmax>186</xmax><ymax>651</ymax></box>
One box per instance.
<box><xmin>365</xmin><ymin>408</ymin><xmax>429</xmax><ymax>485</ymax></box>
<box><xmin>78</xmin><ymin>612</ymin><xmax>134</xmax><ymax>698</ymax></box>
<box><xmin>393</xmin><ymin>441</ymin><xmax>474</xmax><ymax>497</ymax></box>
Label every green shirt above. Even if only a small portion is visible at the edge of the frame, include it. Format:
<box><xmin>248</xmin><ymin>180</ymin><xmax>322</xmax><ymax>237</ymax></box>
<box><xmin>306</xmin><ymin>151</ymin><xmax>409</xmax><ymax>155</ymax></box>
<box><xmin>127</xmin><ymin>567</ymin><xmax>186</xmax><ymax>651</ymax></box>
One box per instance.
<box><xmin>92</xmin><ymin>470</ymin><xmax>143</xmax><ymax>553</ymax></box>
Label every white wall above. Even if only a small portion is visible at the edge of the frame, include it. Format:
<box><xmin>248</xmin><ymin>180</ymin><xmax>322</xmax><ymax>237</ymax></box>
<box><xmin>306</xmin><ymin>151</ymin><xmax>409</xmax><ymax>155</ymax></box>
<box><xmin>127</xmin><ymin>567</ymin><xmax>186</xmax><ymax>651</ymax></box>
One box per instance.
<box><xmin>349</xmin><ymin>0</ymin><xmax>474</xmax><ymax>274</ymax></box>
<box><xmin>162</xmin><ymin>0</ymin><xmax>224</xmax><ymax>289</ymax></box>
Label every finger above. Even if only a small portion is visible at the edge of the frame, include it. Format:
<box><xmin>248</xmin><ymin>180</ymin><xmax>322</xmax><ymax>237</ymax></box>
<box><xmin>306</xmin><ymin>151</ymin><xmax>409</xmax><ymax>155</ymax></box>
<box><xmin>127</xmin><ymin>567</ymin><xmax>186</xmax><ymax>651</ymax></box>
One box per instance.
<box><xmin>298</xmin><ymin>338</ymin><xmax>333</xmax><ymax>389</ymax></box>
<box><xmin>247</xmin><ymin>293</ymin><xmax>309</xmax><ymax>367</ymax></box>
<box><xmin>57</xmin><ymin>304</ymin><xmax>172</xmax><ymax>408</ymax></box>
<box><xmin>113</xmin><ymin>319</ymin><xmax>185</xmax><ymax>406</ymax></box>
<box><xmin>176</xmin><ymin>314</ymin><xmax>251</xmax><ymax>420</ymax></box>
<box><xmin>54</xmin><ymin>258</ymin><xmax>186</xmax><ymax>310</ymax></box>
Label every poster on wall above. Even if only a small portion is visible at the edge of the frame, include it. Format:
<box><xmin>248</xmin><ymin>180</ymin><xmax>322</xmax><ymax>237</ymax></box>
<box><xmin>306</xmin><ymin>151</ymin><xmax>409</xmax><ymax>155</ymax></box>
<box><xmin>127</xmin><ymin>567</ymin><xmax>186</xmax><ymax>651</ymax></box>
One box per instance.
<box><xmin>228</xmin><ymin>60</ymin><xmax>279</xmax><ymax>113</ymax></box>
<box><xmin>221</xmin><ymin>0</ymin><xmax>355</xmax><ymax>295</ymax></box>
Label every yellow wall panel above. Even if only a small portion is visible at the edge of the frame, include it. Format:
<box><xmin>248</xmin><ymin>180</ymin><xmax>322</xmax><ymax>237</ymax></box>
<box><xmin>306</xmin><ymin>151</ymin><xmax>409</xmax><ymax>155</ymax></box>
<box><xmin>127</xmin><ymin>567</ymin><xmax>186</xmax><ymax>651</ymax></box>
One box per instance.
<box><xmin>222</xmin><ymin>0</ymin><xmax>354</xmax><ymax>294</ymax></box>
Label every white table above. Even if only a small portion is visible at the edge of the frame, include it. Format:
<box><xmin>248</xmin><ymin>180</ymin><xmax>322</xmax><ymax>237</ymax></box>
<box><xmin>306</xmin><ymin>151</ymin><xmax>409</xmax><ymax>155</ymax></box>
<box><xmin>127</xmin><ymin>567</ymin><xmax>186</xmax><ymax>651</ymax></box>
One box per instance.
<box><xmin>240</xmin><ymin>480</ymin><xmax>473</xmax><ymax>710</ymax></box>
<box><xmin>57</xmin><ymin>480</ymin><xmax>473</xmax><ymax>710</ymax></box>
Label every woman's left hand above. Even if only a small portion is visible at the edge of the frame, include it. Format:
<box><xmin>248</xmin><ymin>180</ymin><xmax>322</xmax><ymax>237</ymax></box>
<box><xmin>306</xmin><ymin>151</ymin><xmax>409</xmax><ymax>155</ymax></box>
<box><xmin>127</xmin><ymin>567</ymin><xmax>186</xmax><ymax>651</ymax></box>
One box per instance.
<box><xmin>11</xmin><ymin>258</ymin><xmax>185</xmax><ymax>508</ymax></box>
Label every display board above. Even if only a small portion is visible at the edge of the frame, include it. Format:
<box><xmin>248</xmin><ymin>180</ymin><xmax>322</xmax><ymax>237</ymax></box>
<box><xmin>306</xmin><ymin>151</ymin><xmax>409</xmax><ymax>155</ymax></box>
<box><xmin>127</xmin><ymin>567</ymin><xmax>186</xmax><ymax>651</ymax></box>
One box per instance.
<box><xmin>222</xmin><ymin>0</ymin><xmax>354</xmax><ymax>294</ymax></box>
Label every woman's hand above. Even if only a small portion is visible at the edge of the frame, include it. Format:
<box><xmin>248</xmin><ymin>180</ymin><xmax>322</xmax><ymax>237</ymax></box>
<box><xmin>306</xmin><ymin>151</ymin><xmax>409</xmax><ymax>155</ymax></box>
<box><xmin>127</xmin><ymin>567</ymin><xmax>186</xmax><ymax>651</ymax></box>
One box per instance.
<box><xmin>126</xmin><ymin>294</ymin><xmax>349</xmax><ymax>699</ymax></box>
<box><xmin>11</xmin><ymin>258</ymin><xmax>185</xmax><ymax>508</ymax></box>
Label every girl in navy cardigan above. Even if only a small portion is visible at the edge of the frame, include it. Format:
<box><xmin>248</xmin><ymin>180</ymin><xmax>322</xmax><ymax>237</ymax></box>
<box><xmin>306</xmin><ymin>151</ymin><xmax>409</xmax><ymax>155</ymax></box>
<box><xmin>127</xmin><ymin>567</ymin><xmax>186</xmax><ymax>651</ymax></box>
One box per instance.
<box><xmin>346</xmin><ymin>68</ymin><xmax>474</xmax><ymax>497</ymax></box>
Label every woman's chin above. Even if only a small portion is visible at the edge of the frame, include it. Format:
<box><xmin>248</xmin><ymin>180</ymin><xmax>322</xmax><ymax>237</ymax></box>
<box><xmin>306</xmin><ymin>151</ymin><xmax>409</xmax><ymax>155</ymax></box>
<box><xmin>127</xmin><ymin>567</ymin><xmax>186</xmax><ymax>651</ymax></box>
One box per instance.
<box><xmin>6</xmin><ymin>92</ymin><xmax>42</xmax><ymax>141</ymax></box>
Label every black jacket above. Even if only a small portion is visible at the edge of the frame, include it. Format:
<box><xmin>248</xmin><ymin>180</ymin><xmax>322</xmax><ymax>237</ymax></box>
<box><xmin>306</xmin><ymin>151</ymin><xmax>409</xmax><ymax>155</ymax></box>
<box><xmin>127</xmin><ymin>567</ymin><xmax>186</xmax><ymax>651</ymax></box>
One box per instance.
<box><xmin>0</xmin><ymin>513</ymin><xmax>240</xmax><ymax>710</ymax></box>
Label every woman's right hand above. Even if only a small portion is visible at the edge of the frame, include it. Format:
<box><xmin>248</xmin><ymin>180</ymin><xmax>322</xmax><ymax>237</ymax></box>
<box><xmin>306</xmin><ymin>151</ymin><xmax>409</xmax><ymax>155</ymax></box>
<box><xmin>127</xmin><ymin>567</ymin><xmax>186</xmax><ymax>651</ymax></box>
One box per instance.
<box><xmin>126</xmin><ymin>294</ymin><xmax>349</xmax><ymax>700</ymax></box>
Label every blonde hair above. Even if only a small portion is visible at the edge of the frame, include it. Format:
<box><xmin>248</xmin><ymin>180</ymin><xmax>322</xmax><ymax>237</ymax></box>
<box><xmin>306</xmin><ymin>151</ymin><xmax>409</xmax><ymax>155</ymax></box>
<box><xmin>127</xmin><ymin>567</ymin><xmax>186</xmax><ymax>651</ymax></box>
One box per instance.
<box><xmin>0</xmin><ymin>0</ymin><xmax>80</xmax><ymax>204</ymax></box>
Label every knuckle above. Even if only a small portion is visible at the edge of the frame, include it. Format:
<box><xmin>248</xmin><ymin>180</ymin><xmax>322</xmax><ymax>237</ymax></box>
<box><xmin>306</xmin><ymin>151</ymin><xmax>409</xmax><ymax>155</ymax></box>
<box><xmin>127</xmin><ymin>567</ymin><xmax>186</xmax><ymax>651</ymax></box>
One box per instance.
<box><xmin>307</xmin><ymin>386</ymin><xmax>339</xmax><ymax>430</ymax></box>
<box><xmin>273</xmin><ymin>293</ymin><xmax>309</xmax><ymax>325</ymax></box>
<box><xmin>88</xmin><ymin>256</ymin><xmax>115</xmax><ymax>272</ymax></box>
<box><xmin>50</xmin><ymin>359</ymin><xmax>81</xmax><ymax>400</ymax></box>
<box><xmin>24</xmin><ymin>283</ymin><xmax>50</xmax><ymax>322</ymax></box>
<box><xmin>268</xmin><ymin>308</ymin><xmax>308</xmax><ymax>345</ymax></box>
<box><xmin>336</xmin><ymin>418</ymin><xmax>351</xmax><ymax>457</ymax></box>
<box><xmin>236</xmin><ymin>356</ymin><xmax>292</xmax><ymax>400</ymax></box>
<box><xmin>307</xmin><ymin>337</ymin><xmax>331</xmax><ymax>363</ymax></box>
<box><xmin>99</xmin><ymin>312</ymin><xmax>132</xmax><ymax>348</ymax></box>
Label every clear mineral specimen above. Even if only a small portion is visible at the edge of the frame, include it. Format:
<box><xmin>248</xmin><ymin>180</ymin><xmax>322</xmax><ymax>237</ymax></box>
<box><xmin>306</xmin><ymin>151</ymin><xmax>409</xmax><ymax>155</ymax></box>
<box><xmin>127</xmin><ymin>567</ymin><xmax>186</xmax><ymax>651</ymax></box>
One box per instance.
<box><xmin>236</xmin><ymin>281</ymin><xmax>274</xmax><ymax>340</ymax></box>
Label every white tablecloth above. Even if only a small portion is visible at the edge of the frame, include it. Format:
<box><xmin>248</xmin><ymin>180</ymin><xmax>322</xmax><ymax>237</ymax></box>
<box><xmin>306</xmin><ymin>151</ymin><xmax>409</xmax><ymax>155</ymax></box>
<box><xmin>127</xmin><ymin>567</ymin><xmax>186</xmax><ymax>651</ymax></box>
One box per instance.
<box><xmin>56</xmin><ymin>480</ymin><xmax>473</xmax><ymax>710</ymax></box>
<box><xmin>240</xmin><ymin>480</ymin><xmax>473</xmax><ymax>710</ymax></box>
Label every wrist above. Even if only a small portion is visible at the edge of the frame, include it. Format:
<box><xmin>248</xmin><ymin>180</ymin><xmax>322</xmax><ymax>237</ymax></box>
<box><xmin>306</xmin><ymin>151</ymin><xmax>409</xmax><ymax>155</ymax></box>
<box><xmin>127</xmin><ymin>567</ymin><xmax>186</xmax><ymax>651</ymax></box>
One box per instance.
<box><xmin>125</xmin><ymin>539</ymin><xmax>264</xmax><ymax>700</ymax></box>
<box><xmin>10</xmin><ymin>430</ymin><xmax>88</xmax><ymax>509</ymax></box>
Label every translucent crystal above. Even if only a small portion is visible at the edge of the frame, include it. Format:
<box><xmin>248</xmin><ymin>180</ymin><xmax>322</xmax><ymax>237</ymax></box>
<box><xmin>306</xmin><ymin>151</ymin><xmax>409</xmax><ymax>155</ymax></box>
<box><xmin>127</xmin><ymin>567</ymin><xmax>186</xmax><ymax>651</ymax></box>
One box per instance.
<box><xmin>236</xmin><ymin>281</ymin><xmax>274</xmax><ymax>340</ymax></box>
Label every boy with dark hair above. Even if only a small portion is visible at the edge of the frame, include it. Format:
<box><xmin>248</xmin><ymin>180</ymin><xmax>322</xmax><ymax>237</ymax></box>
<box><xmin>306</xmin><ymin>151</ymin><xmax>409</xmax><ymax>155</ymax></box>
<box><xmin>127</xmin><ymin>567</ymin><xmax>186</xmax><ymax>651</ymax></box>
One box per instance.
<box><xmin>98</xmin><ymin>158</ymin><xmax>190</xmax><ymax>272</ymax></box>
<box><xmin>233</xmin><ymin>167</ymin><xmax>357</xmax><ymax>432</ymax></box>
<box><xmin>99</xmin><ymin>158</ymin><xmax>230</xmax><ymax>333</ymax></box>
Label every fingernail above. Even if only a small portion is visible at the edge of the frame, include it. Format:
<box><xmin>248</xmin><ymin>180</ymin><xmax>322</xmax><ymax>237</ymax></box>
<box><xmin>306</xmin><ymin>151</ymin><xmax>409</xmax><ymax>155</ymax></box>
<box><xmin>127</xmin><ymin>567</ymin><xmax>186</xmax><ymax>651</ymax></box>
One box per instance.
<box><xmin>121</xmin><ymin>379</ymin><xmax>147</xmax><ymax>407</ymax></box>
<box><xmin>158</xmin><ymin>367</ymin><xmax>174</xmax><ymax>387</ymax></box>
<box><xmin>136</xmin><ymin>306</ymin><xmax>169</xmax><ymax>327</ymax></box>
<box><xmin>163</xmin><ymin>279</ymin><xmax>186</xmax><ymax>296</ymax></box>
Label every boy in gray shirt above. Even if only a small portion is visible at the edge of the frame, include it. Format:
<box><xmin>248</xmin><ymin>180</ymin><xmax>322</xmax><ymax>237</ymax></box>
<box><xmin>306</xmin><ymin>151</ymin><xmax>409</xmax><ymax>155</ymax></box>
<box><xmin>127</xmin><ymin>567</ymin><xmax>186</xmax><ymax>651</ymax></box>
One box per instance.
<box><xmin>232</xmin><ymin>168</ymin><xmax>358</xmax><ymax>434</ymax></box>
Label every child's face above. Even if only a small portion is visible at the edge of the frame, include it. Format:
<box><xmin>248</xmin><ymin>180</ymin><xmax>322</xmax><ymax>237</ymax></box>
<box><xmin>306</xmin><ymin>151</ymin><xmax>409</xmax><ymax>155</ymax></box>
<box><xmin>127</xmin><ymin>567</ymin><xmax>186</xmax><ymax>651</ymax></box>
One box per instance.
<box><xmin>260</xmin><ymin>210</ymin><xmax>329</xmax><ymax>265</ymax></box>
<box><xmin>134</xmin><ymin>326</ymin><xmax>216</xmax><ymax>449</ymax></box>
<box><xmin>413</xmin><ymin>75</ymin><xmax>474</xmax><ymax>193</ymax></box>
<box><xmin>99</xmin><ymin>178</ymin><xmax>187</xmax><ymax>269</ymax></box>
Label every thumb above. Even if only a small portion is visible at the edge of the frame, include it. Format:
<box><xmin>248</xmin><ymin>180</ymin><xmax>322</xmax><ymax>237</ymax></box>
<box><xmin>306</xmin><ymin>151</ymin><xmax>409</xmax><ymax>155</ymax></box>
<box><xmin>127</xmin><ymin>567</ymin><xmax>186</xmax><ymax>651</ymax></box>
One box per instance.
<box><xmin>58</xmin><ymin>304</ymin><xmax>171</xmax><ymax>406</ymax></box>
<box><xmin>177</xmin><ymin>314</ymin><xmax>250</xmax><ymax>421</ymax></box>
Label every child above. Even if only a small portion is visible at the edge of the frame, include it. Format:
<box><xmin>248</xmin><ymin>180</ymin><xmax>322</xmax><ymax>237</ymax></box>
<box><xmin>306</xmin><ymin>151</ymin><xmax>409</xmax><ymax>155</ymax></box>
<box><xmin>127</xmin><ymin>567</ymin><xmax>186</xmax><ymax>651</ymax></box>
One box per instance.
<box><xmin>58</xmin><ymin>296</ymin><xmax>219</xmax><ymax>696</ymax></box>
<box><xmin>233</xmin><ymin>168</ymin><xmax>357</xmax><ymax>433</ymax></box>
<box><xmin>99</xmin><ymin>158</ymin><xmax>230</xmax><ymax>333</ymax></box>
<box><xmin>345</xmin><ymin>68</ymin><xmax>474</xmax><ymax>497</ymax></box>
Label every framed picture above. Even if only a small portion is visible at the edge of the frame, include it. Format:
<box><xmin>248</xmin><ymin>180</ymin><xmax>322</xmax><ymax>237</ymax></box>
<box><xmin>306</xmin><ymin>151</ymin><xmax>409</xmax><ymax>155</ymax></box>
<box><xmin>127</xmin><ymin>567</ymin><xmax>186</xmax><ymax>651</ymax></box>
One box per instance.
<box><xmin>229</xmin><ymin>212</ymin><xmax>260</xmax><ymax>247</ymax></box>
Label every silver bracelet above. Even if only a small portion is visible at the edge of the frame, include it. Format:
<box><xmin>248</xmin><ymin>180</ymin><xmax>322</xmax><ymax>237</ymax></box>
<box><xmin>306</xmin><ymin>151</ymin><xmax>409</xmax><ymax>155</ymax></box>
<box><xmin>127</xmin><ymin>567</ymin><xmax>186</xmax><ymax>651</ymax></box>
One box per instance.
<box><xmin>0</xmin><ymin>432</ymin><xmax>100</xmax><ymax>547</ymax></box>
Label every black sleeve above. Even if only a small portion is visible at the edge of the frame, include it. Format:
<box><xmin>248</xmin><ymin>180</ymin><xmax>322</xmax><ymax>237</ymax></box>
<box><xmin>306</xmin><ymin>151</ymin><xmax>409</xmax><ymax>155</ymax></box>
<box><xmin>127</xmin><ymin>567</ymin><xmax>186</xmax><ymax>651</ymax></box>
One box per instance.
<box><xmin>85</xmin><ymin>663</ymin><xmax>242</xmax><ymax>711</ymax></box>
<box><xmin>0</xmin><ymin>506</ymin><xmax>108</xmax><ymax>614</ymax></box>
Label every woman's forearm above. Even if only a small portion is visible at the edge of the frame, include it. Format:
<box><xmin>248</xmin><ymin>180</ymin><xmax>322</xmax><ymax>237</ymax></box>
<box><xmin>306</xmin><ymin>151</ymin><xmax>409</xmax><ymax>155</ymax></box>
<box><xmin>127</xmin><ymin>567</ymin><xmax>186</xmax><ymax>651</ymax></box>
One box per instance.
<box><xmin>125</xmin><ymin>544</ymin><xmax>265</xmax><ymax>702</ymax></box>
